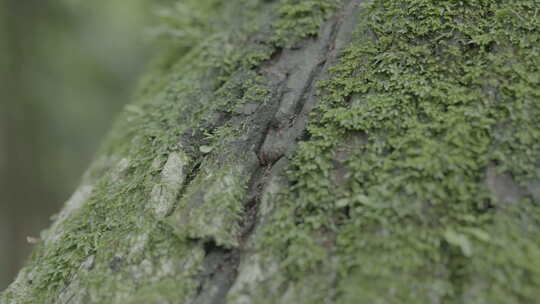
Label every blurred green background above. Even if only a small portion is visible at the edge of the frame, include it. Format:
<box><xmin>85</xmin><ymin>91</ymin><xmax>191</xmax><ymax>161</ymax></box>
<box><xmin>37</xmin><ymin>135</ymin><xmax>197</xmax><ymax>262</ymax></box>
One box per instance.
<box><xmin>0</xmin><ymin>0</ymin><xmax>160</xmax><ymax>290</ymax></box>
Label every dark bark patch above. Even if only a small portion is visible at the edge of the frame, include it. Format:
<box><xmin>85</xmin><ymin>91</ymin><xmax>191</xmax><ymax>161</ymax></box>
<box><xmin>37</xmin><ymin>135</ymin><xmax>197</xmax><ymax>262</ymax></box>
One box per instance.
<box><xmin>108</xmin><ymin>256</ymin><xmax>124</xmax><ymax>273</ymax></box>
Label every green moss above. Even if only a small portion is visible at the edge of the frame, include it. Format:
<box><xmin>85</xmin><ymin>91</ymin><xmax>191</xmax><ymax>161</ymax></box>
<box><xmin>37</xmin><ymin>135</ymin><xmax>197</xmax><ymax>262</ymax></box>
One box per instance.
<box><xmin>7</xmin><ymin>0</ymin><xmax>539</xmax><ymax>302</ymax></box>
<box><xmin>272</xmin><ymin>0</ymin><xmax>341</xmax><ymax>47</ymax></box>
<box><xmin>2</xmin><ymin>0</ymin><xmax>353</xmax><ymax>300</ymax></box>
<box><xmin>256</xmin><ymin>0</ymin><xmax>540</xmax><ymax>302</ymax></box>
<box><xmin>216</xmin><ymin>69</ymin><xmax>273</xmax><ymax>115</ymax></box>
<box><xmin>0</xmin><ymin>0</ymin><xmax>278</xmax><ymax>302</ymax></box>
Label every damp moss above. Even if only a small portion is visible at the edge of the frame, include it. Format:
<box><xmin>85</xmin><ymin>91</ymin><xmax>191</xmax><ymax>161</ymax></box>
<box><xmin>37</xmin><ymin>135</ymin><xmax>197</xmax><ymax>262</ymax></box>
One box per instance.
<box><xmin>0</xmin><ymin>0</ymin><xmax>279</xmax><ymax>302</ymax></box>
<box><xmin>254</xmin><ymin>0</ymin><xmax>540</xmax><ymax>302</ymax></box>
<box><xmin>6</xmin><ymin>0</ymin><xmax>539</xmax><ymax>303</ymax></box>
<box><xmin>2</xmin><ymin>0</ymin><xmax>347</xmax><ymax>300</ymax></box>
<box><xmin>271</xmin><ymin>0</ymin><xmax>341</xmax><ymax>47</ymax></box>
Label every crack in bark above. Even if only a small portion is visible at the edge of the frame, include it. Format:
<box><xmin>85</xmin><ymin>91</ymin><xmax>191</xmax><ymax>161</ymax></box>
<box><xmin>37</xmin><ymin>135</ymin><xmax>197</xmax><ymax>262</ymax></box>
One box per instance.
<box><xmin>188</xmin><ymin>1</ymin><xmax>363</xmax><ymax>303</ymax></box>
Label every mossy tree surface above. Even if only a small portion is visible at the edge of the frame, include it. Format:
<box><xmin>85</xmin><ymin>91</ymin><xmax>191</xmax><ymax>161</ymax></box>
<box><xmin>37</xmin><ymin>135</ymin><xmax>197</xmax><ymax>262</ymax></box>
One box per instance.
<box><xmin>2</xmin><ymin>0</ymin><xmax>540</xmax><ymax>303</ymax></box>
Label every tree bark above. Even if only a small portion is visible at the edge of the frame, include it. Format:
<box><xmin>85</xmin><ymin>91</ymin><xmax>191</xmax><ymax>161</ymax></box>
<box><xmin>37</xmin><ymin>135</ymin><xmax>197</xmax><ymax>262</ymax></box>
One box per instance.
<box><xmin>3</xmin><ymin>0</ymin><xmax>540</xmax><ymax>303</ymax></box>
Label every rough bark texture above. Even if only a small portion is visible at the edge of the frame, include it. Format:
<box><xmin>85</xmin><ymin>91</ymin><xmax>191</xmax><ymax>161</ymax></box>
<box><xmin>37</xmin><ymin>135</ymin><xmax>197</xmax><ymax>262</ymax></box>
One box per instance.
<box><xmin>2</xmin><ymin>0</ymin><xmax>540</xmax><ymax>303</ymax></box>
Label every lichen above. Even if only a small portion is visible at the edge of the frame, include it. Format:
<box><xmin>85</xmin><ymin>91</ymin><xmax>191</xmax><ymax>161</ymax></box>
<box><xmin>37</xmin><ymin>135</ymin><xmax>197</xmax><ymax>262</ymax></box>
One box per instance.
<box><xmin>150</xmin><ymin>151</ymin><xmax>191</xmax><ymax>218</ymax></box>
<box><xmin>166</xmin><ymin>162</ymin><xmax>251</xmax><ymax>248</ymax></box>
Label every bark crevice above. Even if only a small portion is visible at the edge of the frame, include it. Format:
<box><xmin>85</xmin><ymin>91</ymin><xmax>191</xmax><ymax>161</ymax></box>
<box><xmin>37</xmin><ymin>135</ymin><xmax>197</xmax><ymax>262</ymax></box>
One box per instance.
<box><xmin>188</xmin><ymin>1</ymin><xmax>363</xmax><ymax>302</ymax></box>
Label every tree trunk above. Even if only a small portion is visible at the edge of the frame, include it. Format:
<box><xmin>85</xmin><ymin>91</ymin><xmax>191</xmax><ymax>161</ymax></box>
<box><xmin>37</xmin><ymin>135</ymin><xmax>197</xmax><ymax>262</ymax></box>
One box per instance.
<box><xmin>3</xmin><ymin>0</ymin><xmax>540</xmax><ymax>303</ymax></box>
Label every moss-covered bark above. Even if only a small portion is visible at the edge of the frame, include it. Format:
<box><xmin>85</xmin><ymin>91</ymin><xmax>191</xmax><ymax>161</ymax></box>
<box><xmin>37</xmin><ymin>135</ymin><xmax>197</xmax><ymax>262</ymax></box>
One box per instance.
<box><xmin>2</xmin><ymin>0</ymin><xmax>540</xmax><ymax>303</ymax></box>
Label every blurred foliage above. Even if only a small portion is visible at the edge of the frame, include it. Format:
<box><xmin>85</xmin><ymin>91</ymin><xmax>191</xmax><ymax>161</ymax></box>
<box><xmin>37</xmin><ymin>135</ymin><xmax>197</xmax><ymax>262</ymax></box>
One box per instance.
<box><xmin>0</xmin><ymin>0</ymin><xmax>159</xmax><ymax>290</ymax></box>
